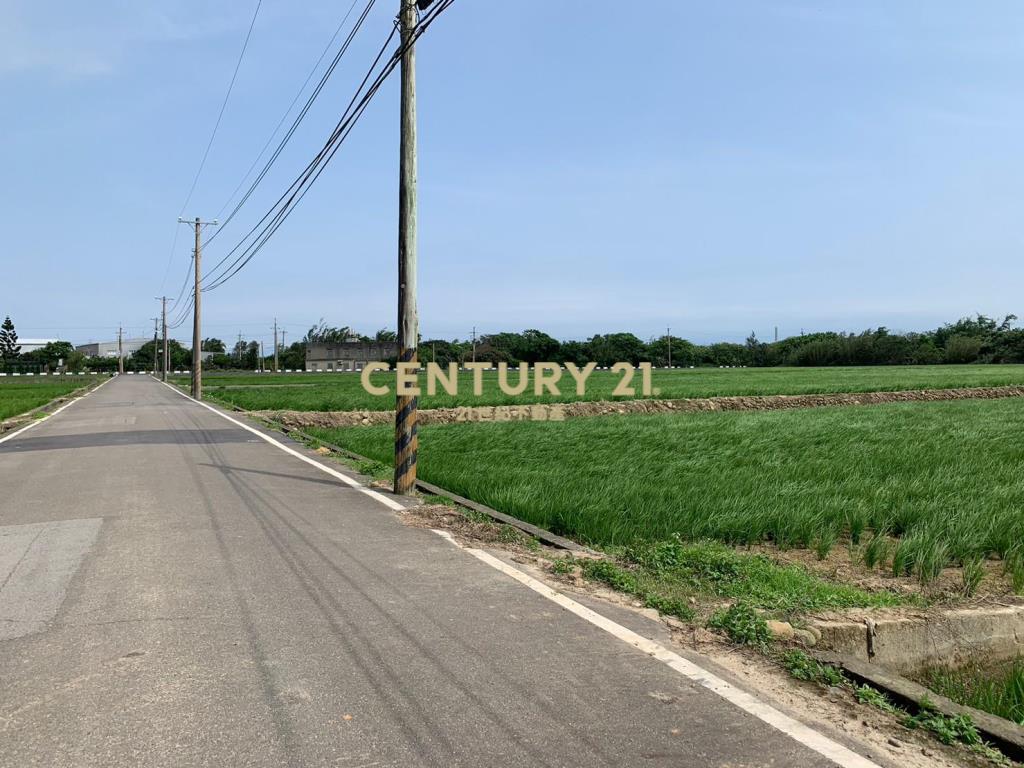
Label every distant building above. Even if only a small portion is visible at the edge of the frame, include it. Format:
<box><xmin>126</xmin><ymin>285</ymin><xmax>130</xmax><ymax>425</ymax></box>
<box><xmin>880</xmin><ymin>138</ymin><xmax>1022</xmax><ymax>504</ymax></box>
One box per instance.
<box><xmin>306</xmin><ymin>341</ymin><xmax>399</xmax><ymax>372</ymax></box>
<box><xmin>17</xmin><ymin>339</ymin><xmax>63</xmax><ymax>354</ymax></box>
<box><xmin>76</xmin><ymin>337</ymin><xmax>150</xmax><ymax>358</ymax></box>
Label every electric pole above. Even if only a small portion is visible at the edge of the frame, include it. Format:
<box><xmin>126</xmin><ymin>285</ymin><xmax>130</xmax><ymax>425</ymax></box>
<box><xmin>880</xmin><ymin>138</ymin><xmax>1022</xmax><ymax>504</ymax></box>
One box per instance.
<box><xmin>273</xmin><ymin>318</ymin><xmax>279</xmax><ymax>372</ymax></box>
<box><xmin>156</xmin><ymin>297</ymin><xmax>169</xmax><ymax>381</ymax></box>
<box><xmin>667</xmin><ymin>326</ymin><xmax>672</xmax><ymax>369</ymax></box>
<box><xmin>117</xmin><ymin>326</ymin><xmax>124</xmax><ymax>374</ymax></box>
<box><xmin>152</xmin><ymin>317</ymin><xmax>160</xmax><ymax>374</ymax></box>
<box><xmin>179</xmin><ymin>216</ymin><xmax>217</xmax><ymax>399</ymax></box>
<box><xmin>394</xmin><ymin>0</ymin><xmax>419</xmax><ymax>494</ymax></box>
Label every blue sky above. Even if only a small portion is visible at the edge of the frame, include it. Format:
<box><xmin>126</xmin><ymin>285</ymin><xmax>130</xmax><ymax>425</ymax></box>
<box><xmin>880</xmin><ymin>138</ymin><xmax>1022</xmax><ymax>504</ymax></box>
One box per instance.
<box><xmin>2</xmin><ymin>1</ymin><xmax>1022</xmax><ymax>347</ymax></box>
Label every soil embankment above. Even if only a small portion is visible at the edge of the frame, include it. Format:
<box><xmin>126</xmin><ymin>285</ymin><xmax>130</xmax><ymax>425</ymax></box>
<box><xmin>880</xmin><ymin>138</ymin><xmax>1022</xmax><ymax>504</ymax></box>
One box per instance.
<box><xmin>252</xmin><ymin>384</ymin><xmax>1024</xmax><ymax>428</ymax></box>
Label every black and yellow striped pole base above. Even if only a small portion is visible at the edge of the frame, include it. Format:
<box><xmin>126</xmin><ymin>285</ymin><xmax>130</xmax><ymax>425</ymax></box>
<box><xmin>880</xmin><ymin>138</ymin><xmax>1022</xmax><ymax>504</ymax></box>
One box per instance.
<box><xmin>394</xmin><ymin>349</ymin><xmax>419</xmax><ymax>494</ymax></box>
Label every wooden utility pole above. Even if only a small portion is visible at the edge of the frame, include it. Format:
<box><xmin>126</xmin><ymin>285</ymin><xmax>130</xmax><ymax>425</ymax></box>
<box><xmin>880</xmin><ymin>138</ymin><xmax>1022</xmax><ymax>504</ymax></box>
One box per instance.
<box><xmin>191</xmin><ymin>219</ymin><xmax>202</xmax><ymax>397</ymax></box>
<box><xmin>159</xmin><ymin>297</ymin><xmax>169</xmax><ymax>381</ymax></box>
<box><xmin>152</xmin><ymin>318</ymin><xmax>160</xmax><ymax>374</ymax></box>
<box><xmin>273</xmin><ymin>318</ymin><xmax>279</xmax><ymax>372</ymax></box>
<box><xmin>180</xmin><ymin>216</ymin><xmax>217</xmax><ymax>399</ymax></box>
<box><xmin>394</xmin><ymin>0</ymin><xmax>419</xmax><ymax>494</ymax></box>
<box><xmin>117</xmin><ymin>326</ymin><xmax>124</xmax><ymax>374</ymax></box>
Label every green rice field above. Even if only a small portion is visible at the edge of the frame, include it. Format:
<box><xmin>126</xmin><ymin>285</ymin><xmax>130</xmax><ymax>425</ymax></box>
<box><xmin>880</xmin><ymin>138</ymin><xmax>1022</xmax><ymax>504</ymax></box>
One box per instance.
<box><xmin>307</xmin><ymin>397</ymin><xmax>1024</xmax><ymax>583</ymax></box>
<box><xmin>184</xmin><ymin>364</ymin><xmax>1024</xmax><ymax>412</ymax></box>
<box><xmin>0</xmin><ymin>376</ymin><xmax>94</xmax><ymax>420</ymax></box>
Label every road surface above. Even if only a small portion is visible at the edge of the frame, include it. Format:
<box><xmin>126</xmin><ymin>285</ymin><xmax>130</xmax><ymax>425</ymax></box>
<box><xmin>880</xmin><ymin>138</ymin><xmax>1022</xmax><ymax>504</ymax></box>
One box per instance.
<box><xmin>0</xmin><ymin>376</ymin><xmax>881</xmax><ymax>767</ymax></box>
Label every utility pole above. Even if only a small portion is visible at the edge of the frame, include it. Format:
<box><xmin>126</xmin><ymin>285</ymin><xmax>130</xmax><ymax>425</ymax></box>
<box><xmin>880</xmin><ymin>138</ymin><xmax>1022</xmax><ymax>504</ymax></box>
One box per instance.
<box><xmin>237</xmin><ymin>331</ymin><xmax>244</xmax><ymax>364</ymax></box>
<box><xmin>260</xmin><ymin>341</ymin><xmax>265</xmax><ymax>372</ymax></box>
<box><xmin>273</xmin><ymin>318</ymin><xmax>279</xmax><ymax>372</ymax></box>
<box><xmin>156</xmin><ymin>297</ymin><xmax>169</xmax><ymax>381</ymax></box>
<box><xmin>394</xmin><ymin>0</ymin><xmax>419</xmax><ymax>495</ymax></box>
<box><xmin>667</xmin><ymin>326</ymin><xmax>672</xmax><ymax>369</ymax></box>
<box><xmin>117</xmin><ymin>326</ymin><xmax>124</xmax><ymax>374</ymax></box>
<box><xmin>179</xmin><ymin>216</ymin><xmax>217</xmax><ymax>399</ymax></box>
<box><xmin>774</xmin><ymin>326</ymin><xmax>779</xmax><ymax>343</ymax></box>
<box><xmin>151</xmin><ymin>318</ymin><xmax>160</xmax><ymax>374</ymax></box>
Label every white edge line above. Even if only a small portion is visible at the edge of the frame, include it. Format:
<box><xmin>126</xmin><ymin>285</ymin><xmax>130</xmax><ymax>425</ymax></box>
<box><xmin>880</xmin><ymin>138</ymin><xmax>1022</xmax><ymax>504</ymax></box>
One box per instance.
<box><xmin>431</xmin><ymin>531</ymin><xmax>882</xmax><ymax>768</ymax></box>
<box><xmin>0</xmin><ymin>376</ymin><xmax>114</xmax><ymax>445</ymax></box>
<box><xmin>156</xmin><ymin>379</ymin><xmax>406</xmax><ymax>511</ymax></box>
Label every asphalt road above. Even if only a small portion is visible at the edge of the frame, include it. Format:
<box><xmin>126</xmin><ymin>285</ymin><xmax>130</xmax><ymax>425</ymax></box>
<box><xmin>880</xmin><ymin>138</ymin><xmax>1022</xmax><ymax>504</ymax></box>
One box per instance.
<box><xmin>0</xmin><ymin>376</ymin><xmax>879</xmax><ymax>767</ymax></box>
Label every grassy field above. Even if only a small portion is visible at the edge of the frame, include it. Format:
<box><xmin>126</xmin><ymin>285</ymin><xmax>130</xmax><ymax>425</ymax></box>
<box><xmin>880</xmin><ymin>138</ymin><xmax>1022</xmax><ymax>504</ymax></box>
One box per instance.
<box><xmin>0</xmin><ymin>377</ymin><xmax>93</xmax><ymax>420</ymax></box>
<box><xmin>307</xmin><ymin>398</ymin><xmax>1024</xmax><ymax>583</ymax></box>
<box><xmin>181</xmin><ymin>364</ymin><xmax>1024</xmax><ymax>412</ymax></box>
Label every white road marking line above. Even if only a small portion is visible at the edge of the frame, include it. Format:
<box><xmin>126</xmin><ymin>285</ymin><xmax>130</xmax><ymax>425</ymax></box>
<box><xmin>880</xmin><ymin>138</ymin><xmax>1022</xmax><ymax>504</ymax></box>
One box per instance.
<box><xmin>159</xmin><ymin>377</ymin><xmax>878</xmax><ymax>767</ymax></box>
<box><xmin>432</xmin><ymin>530</ymin><xmax>882</xmax><ymax>768</ymax></box>
<box><xmin>0</xmin><ymin>376</ymin><xmax>114</xmax><ymax>446</ymax></box>
<box><xmin>157</xmin><ymin>380</ymin><xmax>406</xmax><ymax>511</ymax></box>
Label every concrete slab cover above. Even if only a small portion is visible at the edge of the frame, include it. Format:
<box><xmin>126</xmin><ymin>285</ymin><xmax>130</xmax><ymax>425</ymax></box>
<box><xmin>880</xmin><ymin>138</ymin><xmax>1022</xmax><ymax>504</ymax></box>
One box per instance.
<box><xmin>0</xmin><ymin>519</ymin><xmax>102</xmax><ymax>641</ymax></box>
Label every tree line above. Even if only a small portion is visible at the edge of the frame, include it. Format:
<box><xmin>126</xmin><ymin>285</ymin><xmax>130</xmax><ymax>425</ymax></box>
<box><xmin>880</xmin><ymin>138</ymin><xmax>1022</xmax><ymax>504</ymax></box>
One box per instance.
<box><xmin>2</xmin><ymin>314</ymin><xmax>1023</xmax><ymax>372</ymax></box>
<box><xmin>423</xmin><ymin>314</ymin><xmax>1024</xmax><ymax>368</ymax></box>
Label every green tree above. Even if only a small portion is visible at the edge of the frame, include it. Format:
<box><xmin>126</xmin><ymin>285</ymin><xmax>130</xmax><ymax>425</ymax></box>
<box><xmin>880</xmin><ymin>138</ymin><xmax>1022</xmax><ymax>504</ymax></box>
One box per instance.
<box><xmin>585</xmin><ymin>333</ymin><xmax>648</xmax><ymax>366</ymax></box>
<box><xmin>202</xmin><ymin>338</ymin><xmax>226</xmax><ymax>353</ymax></box>
<box><xmin>280</xmin><ymin>342</ymin><xmax>307</xmax><ymax>370</ymax></box>
<box><xmin>945</xmin><ymin>334</ymin><xmax>982</xmax><ymax>364</ymax></box>
<box><xmin>0</xmin><ymin>316</ymin><xmax>21</xmax><ymax>361</ymax></box>
<box><xmin>304</xmin><ymin>319</ymin><xmax>354</xmax><ymax>344</ymax></box>
<box><xmin>21</xmin><ymin>341</ymin><xmax>75</xmax><ymax>369</ymax></box>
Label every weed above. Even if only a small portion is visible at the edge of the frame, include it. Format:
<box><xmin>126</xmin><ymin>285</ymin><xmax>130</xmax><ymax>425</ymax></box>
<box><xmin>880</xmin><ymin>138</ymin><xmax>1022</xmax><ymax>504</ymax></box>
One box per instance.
<box><xmin>354</xmin><ymin>458</ymin><xmax>390</xmax><ymax>481</ymax></box>
<box><xmin>904</xmin><ymin>698</ymin><xmax>981</xmax><ymax>746</ymax></box>
<box><xmin>423</xmin><ymin>494</ymin><xmax>454</xmax><ymax>506</ymax></box>
<box><xmin>461</xmin><ymin>508</ymin><xmax>492</xmax><ymax>525</ymax></box>
<box><xmin>498</xmin><ymin>525</ymin><xmax>528</xmax><ymax>546</ymax></box>
<box><xmin>708</xmin><ymin>603</ymin><xmax>771</xmax><ymax>647</ymax></box>
<box><xmin>550</xmin><ymin>557</ymin><xmax>575</xmax><ymax>575</ymax></box>
<box><xmin>782</xmin><ymin>649</ymin><xmax>846</xmax><ymax>687</ymax></box>
<box><xmin>854</xmin><ymin>684</ymin><xmax>901</xmax><ymax>715</ymax></box>
<box><xmin>579</xmin><ymin>560</ymin><xmax>695</xmax><ymax>622</ymax></box>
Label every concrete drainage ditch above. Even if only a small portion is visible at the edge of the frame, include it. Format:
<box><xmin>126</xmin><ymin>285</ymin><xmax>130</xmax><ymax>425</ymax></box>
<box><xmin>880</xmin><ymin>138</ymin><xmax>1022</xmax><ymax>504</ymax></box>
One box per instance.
<box><xmin>808</xmin><ymin>604</ymin><xmax>1024</xmax><ymax>757</ymax></box>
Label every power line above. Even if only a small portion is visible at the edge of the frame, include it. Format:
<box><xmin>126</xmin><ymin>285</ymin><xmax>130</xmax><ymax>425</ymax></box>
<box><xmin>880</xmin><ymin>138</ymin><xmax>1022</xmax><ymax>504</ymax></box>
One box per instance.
<box><xmin>200</xmin><ymin>0</ymin><xmax>454</xmax><ymax>294</ymax></box>
<box><xmin>159</xmin><ymin>0</ymin><xmax>262</xmax><ymax>292</ymax></box>
<box><xmin>179</xmin><ymin>0</ymin><xmax>263</xmax><ymax>217</ymax></box>
<box><xmin>210</xmin><ymin>0</ymin><xmax>372</xmax><ymax>230</ymax></box>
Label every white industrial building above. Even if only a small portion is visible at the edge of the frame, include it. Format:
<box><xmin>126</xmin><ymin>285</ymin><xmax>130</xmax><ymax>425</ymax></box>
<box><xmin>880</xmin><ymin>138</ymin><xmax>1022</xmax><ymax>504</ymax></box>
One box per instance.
<box><xmin>16</xmin><ymin>339</ymin><xmax>63</xmax><ymax>354</ymax></box>
<box><xmin>76</xmin><ymin>338</ymin><xmax>150</xmax><ymax>358</ymax></box>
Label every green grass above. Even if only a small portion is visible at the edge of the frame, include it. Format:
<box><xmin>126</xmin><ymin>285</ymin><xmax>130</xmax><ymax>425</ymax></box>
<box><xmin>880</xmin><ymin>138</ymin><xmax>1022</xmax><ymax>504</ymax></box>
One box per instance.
<box><xmin>0</xmin><ymin>377</ymin><xmax>93</xmax><ymax>420</ymax></box>
<box><xmin>178</xmin><ymin>364</ymin><xmax>1024</xmax><ymax>412</ymax></box>
<box><xmin>924</xmin><ymin>659</ymin><xmax>1024</xmax><ymax>725</ymax></box>
<box><xmin>563</xmin><ymin>538</ymin><xmax>899</xmax><ymax>624</ymax></box>
<box><xmin>307</xmin><ymin>398</ymin><xmax>1024</xmax><ymax>575</ymax></box>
